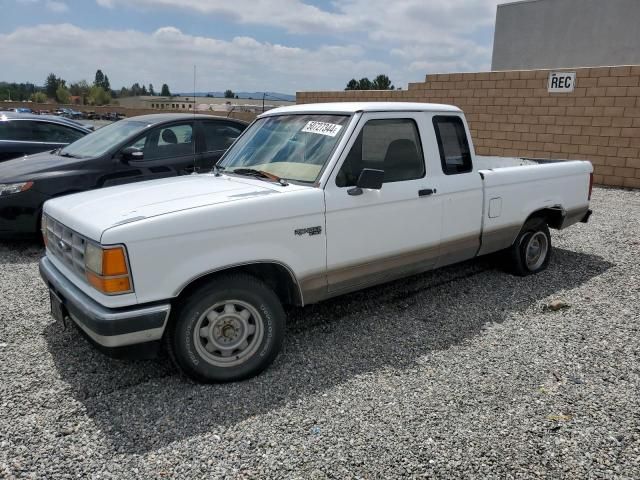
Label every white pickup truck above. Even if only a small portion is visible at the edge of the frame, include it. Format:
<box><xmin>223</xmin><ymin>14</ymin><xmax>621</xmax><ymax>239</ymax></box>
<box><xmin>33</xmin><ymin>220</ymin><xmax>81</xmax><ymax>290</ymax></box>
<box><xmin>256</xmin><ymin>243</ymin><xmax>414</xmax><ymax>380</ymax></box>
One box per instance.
<box><xmin>39</xmin><ymin>102</ymin><xmax>593</xmax><ymax>382</ymax></box>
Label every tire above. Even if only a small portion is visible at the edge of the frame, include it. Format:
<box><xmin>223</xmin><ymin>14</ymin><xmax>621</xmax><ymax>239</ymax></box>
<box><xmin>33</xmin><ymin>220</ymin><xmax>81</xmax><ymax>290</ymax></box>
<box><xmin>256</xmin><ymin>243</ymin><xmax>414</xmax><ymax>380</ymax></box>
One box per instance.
<box><xmin>166</xmin><ymin>273</ymin><xmax>285</xmax><ymax>382</ymax></box>
<box><xmin>508</xmin><ymin>216</ymin><xmax>552</xmax><ymax>276</ymax></box>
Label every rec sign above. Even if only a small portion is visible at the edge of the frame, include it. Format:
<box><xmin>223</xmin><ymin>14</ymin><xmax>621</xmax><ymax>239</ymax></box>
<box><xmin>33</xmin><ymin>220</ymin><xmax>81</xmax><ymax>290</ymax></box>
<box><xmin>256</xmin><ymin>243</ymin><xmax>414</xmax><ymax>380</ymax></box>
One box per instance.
<box><xmin>548</xmin><ymin>72</ymin><xmax>576</xmax><ymax>93</ymax></box>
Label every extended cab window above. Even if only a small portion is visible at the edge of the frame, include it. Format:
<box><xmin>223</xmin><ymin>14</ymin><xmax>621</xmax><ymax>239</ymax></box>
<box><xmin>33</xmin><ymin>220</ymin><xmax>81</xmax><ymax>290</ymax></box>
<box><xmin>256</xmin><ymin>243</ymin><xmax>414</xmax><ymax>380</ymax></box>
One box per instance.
<box><xmin>433</xmin><ymin>116</ymin><xmax>472</xmax><ymax>175</ymax></box>
<box><xmin>336</xmin><ymin>118</ymin><xmax>425</xmax><ymax>187</ymax></box>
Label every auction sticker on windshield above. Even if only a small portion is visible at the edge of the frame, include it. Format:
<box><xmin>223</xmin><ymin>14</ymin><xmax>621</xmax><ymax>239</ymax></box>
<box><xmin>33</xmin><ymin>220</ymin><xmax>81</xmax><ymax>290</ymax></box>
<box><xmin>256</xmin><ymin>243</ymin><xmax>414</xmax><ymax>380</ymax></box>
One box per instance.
<box><xmin>301</xmin><ymin>121</ymin><xmax>343</xmax><ymax>137</ymax></box>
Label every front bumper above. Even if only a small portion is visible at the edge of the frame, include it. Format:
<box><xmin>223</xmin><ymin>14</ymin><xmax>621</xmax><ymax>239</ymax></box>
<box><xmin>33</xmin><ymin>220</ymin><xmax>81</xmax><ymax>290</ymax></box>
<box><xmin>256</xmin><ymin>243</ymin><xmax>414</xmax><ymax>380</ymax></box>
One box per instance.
<box><xmin>39</xmin><ymin>256</ymin><xmax>171</xmax><ymax>348</ymax></box>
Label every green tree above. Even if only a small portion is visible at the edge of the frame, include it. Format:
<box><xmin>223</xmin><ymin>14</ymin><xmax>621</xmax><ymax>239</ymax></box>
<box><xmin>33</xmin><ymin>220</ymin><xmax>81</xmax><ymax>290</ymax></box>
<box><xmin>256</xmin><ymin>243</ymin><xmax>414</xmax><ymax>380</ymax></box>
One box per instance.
<box><xmin>103</xmin><ymin>75</ymin><xmax>110</xmax><ymax>92</ymax></box>
<box><xmin>31</xmin><ymin>91</ymin><xmax>48</xmax><ymax>103</ymax></box>
<box><xmin>94</xmin><ymin>70</ymin><xmax>105</xmax><ymax>88</ymax></box>
<box><xmin>45</xmin><ymin>73</ymin><xmax>64</xmax><ymax>99</ymax></box>
<box><xmin>88</xmin><ymin>86</ymin><xmax>111</xmax><ymax>106</ymax></box>
<box><xmin>224</xmin><ymin>89</ymin><xmax>235</xmax><ymax>99</ymax></box>
<box><xmin>148</xmin><ymin>83</ymin><xmax>155</xmax><ymax>96</ymax></box>
<box><xmin>345</xmin><ymin>79</ymin><xmax>359</xmax><ymax>90</ymax></box>
<box><xmin>55</xmin><ymin>85</ymin><xmax>71</xmax><ymax>104</ymax></box>
<box><xmin>345</xmin><ymin>75</ymin><xmax>394</xmax><ymax>91</ymax></box>
<box><xmin>160</xmin><ymin>83</ymin><xmax>171</xmax><ymax>96</ymax></box>
<box><xmin>372</xmin><ymin>74</ymin><xmax>394</xmax><ymax>90</ymax></box>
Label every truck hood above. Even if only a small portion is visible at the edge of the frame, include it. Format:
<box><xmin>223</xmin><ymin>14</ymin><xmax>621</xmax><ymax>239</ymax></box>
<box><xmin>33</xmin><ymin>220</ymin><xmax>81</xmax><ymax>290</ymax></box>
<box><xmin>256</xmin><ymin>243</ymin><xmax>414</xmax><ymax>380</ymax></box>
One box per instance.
<box><xmin>43</xmin><ymin>174</ymin><xmax>292</xmax><ymax>241</ymax></box>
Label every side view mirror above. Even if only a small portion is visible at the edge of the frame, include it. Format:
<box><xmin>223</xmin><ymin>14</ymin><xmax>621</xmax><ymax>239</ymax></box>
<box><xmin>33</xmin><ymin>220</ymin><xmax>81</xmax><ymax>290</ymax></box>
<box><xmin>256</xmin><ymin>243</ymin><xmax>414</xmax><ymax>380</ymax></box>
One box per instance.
<box><xmin>121</xmin><ymin>146</ymin><xmax>144</xmax><ymax>162</ymax></box>
<box><xmin>348</xmin><ymin>168</ymin><xmax>384</xmax><ymax>196</ymax></box>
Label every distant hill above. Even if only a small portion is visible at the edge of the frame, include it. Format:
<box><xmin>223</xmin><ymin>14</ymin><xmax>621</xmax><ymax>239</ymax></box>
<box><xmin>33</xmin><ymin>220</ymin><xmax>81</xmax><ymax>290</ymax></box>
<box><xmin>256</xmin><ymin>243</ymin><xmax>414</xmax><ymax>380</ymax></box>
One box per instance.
<box><xmin>175</xmin><ymin>91</ymin><xmax>295</xmax><ymax>102</ymax></box>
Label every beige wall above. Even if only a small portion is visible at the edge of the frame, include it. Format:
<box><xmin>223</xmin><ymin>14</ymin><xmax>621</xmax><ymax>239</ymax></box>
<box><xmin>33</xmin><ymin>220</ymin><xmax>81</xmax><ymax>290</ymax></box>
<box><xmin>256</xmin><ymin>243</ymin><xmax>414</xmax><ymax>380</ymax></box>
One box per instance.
<box><xmin>297</xmin><ymin>66</ymin><xmax>640</xmax><ymax>188</ymax></box>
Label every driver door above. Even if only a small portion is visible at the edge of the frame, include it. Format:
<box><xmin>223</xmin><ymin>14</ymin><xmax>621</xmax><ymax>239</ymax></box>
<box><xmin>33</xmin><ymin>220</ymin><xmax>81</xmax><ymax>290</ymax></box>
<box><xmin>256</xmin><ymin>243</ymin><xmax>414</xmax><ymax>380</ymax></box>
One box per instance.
<box><xmin>324</xmin><ymin>112</ymin><xmax>443</xmax><ymax>295</ymax></box>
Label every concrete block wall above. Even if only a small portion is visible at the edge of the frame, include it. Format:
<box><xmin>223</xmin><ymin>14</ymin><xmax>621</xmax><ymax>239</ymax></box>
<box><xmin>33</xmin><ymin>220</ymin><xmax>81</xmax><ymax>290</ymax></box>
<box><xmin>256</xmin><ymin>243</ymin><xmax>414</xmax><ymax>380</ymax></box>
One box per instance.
<box><xmin>297</xmin><ymin>66</ymin><xmax>640</xmax><ymax>188</ymax></box>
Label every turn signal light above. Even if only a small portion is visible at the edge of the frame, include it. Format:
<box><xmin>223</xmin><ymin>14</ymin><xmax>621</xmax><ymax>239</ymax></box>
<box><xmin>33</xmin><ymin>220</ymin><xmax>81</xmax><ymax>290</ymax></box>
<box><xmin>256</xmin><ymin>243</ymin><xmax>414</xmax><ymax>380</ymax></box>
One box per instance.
<box><xmin>86</xmin><ymin>272</ymin><xmax>131</xmax><ymax>294</ymax></box>
<box><xmin>84</xmin><ymin>244</ymin><xmax>132</xmax><ymax>295</ymax></box>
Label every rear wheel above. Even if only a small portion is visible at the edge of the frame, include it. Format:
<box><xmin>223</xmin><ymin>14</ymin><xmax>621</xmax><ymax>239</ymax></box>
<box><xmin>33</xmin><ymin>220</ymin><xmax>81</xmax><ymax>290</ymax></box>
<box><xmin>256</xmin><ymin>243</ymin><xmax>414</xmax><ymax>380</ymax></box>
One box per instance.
<box><xmin>508</xmin><ymin>217</ymin><xmax>552</xmax><ymax>276</ymax></box>
<box><xmin>167</xmin><ymin>273</ymin><xmax>285</xmax><ymax>382</ymax></box>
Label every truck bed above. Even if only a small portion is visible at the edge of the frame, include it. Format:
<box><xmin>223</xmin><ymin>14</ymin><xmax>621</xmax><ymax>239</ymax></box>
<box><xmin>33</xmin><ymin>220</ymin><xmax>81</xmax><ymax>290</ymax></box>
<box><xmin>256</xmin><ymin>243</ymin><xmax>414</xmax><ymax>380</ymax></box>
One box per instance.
<box><xmin>475</xmin><ymin>155</ymin><xmax>566</xmax><ymax>170</ymax></box>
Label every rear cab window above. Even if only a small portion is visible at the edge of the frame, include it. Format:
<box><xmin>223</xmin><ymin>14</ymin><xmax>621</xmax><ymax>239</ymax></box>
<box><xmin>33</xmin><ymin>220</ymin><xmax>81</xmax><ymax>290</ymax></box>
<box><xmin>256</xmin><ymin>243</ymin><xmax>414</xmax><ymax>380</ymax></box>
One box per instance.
<box><xmin>433</xmin><ymin>116</ymin><xmax>473</xmax><ymax>175</ymax></box>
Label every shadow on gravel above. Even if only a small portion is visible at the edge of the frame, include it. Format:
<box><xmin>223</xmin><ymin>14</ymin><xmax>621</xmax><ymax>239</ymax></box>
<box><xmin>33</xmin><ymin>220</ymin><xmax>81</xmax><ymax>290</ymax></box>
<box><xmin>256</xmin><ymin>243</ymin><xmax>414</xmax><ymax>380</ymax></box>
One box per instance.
<box><xmin>44</xmin><ymin>247</ymin><xmax>613</xmax><ymax>453</ymax></box>
<box><xmin>0</xmin><ymin>239</ymin><xmax>43</xmax><ymax>264</ymax></box>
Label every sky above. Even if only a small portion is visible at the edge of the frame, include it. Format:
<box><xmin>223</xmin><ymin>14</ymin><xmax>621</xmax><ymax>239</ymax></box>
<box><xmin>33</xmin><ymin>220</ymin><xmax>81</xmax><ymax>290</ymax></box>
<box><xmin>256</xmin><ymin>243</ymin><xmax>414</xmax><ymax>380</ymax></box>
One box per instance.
<box><xmin>0</xmin><ymin>0</ymin><xmax>504</xmax><ymax>94</ymax></box>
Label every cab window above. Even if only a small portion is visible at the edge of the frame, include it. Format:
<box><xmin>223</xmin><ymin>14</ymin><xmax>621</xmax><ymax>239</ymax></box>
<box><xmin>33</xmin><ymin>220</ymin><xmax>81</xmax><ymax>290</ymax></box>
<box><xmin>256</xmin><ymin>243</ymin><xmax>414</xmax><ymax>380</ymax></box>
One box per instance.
<box><xmin>336</xmin><ymin>118</ymin><xmax>425</xmax><ymax>187</ymax></box>
<box><xmin>433</xmin><ymin>116</ymin><xmax>473</xmax><ymax>175</ymax></box>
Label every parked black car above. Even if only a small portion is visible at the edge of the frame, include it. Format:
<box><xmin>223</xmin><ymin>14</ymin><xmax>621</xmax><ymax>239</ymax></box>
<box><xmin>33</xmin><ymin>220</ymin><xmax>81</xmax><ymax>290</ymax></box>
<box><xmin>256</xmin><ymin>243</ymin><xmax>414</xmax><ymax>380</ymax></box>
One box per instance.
<box><xmin>0</xmin><ymin>112</ymin><xmax>93</xmax><ymax>162</ymax></box>
<box><xmin>0</xmin><ymin>113</ymin><xmax>247</xmax><ymax>238</ymax></box>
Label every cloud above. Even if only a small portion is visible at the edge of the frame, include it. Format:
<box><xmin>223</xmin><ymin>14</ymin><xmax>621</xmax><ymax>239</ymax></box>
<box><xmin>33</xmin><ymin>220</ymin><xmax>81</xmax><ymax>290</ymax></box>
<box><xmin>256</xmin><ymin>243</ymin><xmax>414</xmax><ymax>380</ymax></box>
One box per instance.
<box><xmin>0</xmin><ymin>24</ymin><xmax>387</xmax><ymax>92</ymax></box>
<box><xmin>16</xmin><ymin>0</ymin><xmax>69</xmax><ymax>12</ymax></box>
<box><xmin>92</xmin><ymin>0</ymin><xmax>500</xmax><ymax>82</ymax></box>
<box><xmin>45</xmin><ymin>1</ymin><xmax>68</xmax><ymax>12</ymax></box>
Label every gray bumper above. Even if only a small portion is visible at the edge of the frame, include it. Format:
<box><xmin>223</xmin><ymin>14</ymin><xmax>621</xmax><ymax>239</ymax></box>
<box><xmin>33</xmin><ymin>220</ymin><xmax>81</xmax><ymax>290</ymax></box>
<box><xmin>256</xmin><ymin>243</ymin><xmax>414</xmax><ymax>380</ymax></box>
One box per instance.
<box><xmin>39</xmin><ymin>256</ymin><xmax>171</xmax><ymax>348</ymax></box>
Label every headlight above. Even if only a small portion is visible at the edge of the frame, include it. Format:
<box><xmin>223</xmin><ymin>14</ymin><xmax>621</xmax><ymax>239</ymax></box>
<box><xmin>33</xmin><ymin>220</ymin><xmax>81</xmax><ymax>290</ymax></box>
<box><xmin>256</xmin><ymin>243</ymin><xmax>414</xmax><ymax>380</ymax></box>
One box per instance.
<box><xmin>84</xmin><ymin>243</ymin><xmax>132</xmax><ymax>295</ymax></box>
<box><xmin>0</xmin><ymin>181</ymin><xmax>34</xmax><ymax>196</ymax></box>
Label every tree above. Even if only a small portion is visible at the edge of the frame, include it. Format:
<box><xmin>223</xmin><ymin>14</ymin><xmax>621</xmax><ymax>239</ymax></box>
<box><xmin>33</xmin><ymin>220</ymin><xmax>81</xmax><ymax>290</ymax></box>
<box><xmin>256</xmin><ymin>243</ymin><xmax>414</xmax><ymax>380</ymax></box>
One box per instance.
<box><xmin>345</xmin><ymin>79</ymin><xmax>359</xmax><ymax>90</ymax></box>
<box><xmin>148</xmin><ymin>83</ymin><xmax>155</xmax><ymax>96</ymax></box>
<box><xmin>88</xmin><ymin>86</ymin><xmax>111</xmax><ymax>106</ymax></box>
<box><xmin>94</xmin><ymin>70</ymin><xmax>104</xmax><ymax>88</ymax></box>
<box><xmin>160</xmin><ymin>83</ymin><xmax>171</xmax><ymax>96</ymax></box>
<box><xmin>103</xmin><ymin>75</ymin><xmax>110</xmax><ymax>92</ymax></box>
<box><xmin>45</xmin><ymin>73</ymin><xmax>64</xmax><ymax>99</ymax></box>
<box><xmin>344</xmin><ymin>75</ymin><xmax>394</xmax><ymax>91</ymax></box>
<box><xmin>357</xmin><ymin>77</ymin><xmax>373</xmax><ymax>90</ymax></box>
<box><xmin>31</xmin><ymin>91</ymin><xmax>48</xmax><ymax>103</ymax></box>
<box><xmin>372</xmin><ymin>74</ymin><xmax>394</xmax><ymax>90</ymax></box>
<box><xmin>55</xmin><ymin>85</ymin><xmax>71</xmax><ymax>104</ymax></box>
<box><xmin>224</xmin><ymin>89</ymin><xmax>235</xmax><ymax>99</ymax></box>
<box><xmin>141</xmin><ymin>85</ymin><xmax>148</xmax><ymax>95</ymax></box>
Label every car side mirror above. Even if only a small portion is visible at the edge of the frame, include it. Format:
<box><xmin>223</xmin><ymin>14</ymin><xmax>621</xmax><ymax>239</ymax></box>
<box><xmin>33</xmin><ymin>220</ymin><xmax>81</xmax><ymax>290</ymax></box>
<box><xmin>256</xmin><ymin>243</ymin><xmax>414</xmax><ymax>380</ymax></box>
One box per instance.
<box><xmin>121</xmin><ymin>146</ymin><xmax>143</xmax><ymax>163</ymax></box>
<box><xmin>348</xmin><ymin>168</ymin><xmax>384</xmax><ymax>196</ymax></box>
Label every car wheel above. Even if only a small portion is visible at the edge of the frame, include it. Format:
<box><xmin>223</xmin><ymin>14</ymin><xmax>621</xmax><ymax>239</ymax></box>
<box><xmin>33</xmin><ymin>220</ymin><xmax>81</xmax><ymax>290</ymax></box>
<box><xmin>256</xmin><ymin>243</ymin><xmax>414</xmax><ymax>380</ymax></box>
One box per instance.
<box><xmin>167</xmin><ymin>273</ymin><xmax>285</xmax><ymax>382</ymax></box>
<box><xmin>509</xmin><ymin>217</ymin><xmax>552</xmax><ymax>276</ymax></box>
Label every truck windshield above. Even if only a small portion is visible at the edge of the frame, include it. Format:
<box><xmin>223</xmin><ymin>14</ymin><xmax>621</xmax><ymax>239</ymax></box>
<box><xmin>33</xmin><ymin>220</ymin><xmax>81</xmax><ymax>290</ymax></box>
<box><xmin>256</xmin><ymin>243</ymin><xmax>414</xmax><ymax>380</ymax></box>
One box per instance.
<box><xmin>218</xmin><ymin>114</ymin><xmax>350</xmax><ymax>183</ymax></box>
<box><xmin>59</xmin><ymin>120</ymin><xmax>149</xmax><ymax>158</ymax></box>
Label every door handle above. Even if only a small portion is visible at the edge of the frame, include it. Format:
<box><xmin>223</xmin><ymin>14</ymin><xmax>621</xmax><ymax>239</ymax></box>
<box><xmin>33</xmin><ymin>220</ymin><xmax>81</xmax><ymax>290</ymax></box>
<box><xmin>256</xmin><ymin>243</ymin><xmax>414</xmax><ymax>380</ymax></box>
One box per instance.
<box><xmin>419</xmin><ymin>188</ymin><xmax>436</xmax><ymax>197</ymax></box>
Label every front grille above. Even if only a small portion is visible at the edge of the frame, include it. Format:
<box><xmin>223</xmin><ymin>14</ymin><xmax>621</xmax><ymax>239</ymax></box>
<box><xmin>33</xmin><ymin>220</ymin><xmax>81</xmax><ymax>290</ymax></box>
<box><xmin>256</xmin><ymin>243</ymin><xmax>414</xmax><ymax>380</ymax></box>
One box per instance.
<box><xmin>46</xmin><ymin>217</ymin><xmax>87</xmax><ymax>280</ymax></box>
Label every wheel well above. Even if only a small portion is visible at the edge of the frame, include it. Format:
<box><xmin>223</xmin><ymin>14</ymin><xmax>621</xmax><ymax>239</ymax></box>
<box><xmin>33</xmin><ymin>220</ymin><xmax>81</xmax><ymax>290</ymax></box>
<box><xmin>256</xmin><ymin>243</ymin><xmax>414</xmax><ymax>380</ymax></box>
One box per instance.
<box><xmin>175</xmin><ymin>263</ymin><xmax>303</xmax><ymax>307</ymax></box>
<box><xmin>525</xmin><ymin>207</ymin><xmax>564</xmax><ymax>230</ymax></box>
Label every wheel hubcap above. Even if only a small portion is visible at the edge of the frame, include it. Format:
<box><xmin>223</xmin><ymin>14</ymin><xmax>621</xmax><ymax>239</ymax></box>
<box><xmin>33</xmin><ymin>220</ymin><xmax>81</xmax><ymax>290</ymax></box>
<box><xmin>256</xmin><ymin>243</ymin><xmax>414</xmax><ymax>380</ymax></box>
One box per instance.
<box><xmin>194</xmin><ymin>300</ymin><xmax>264</xmax><ymax>367</ymax></box>
<box><xmin>525</xmin><ymin>231</ymin><xmax>549</xmax><ymax>271</ymax></box>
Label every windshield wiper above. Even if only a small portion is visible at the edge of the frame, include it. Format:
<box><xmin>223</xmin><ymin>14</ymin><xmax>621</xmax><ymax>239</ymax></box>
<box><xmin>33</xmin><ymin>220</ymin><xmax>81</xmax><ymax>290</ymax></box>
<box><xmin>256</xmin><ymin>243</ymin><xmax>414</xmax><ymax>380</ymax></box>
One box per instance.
<box><xmin>230</xmin><ymin>168</ymin><xmax>289</xmax><ymax>186</ymax></box>
<box><xmin>58</xmin><ymin>151</ymin><xmax>79</xmax><ymax>158</ymax></box>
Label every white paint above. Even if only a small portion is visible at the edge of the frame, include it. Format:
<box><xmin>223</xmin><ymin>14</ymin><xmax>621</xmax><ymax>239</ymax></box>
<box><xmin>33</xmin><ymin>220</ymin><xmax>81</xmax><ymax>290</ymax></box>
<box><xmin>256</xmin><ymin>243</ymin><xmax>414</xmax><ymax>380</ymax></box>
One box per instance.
<box><xmin>43</xmin><ymin>102</ymin><xmax>593</xmax><ymax>313</ymax></box>
<box><xmin>548</xmin><ymin>72</ymin><xmax>576</xmax><ymax>93</ymax></box>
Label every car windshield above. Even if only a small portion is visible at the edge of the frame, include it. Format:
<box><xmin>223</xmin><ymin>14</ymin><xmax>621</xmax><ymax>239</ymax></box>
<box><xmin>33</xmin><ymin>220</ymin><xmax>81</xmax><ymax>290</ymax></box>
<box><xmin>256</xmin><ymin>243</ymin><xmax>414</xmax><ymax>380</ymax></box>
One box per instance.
<box><xmin>218</xmin><ymin>114</ymin><xmax>350</xmax><ymax>183</ymax></box>
<box><xmin>60</xmin><ymin>120</ymin><xmax>149</xmax><ymax>158</ymax></box>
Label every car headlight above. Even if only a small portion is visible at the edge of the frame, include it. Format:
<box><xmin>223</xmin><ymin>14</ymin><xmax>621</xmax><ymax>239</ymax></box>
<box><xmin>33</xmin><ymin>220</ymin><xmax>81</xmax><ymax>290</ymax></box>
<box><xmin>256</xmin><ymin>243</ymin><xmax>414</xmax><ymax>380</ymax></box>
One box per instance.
<box><xmin>0</xmin><ymin>181</ymin><xmax>34</xmax><ymax>196</ymax></box>
<box><xmin>84</xmin><ymin>243</ymin><xmax>133</xmax><ymax>295</ymax></box>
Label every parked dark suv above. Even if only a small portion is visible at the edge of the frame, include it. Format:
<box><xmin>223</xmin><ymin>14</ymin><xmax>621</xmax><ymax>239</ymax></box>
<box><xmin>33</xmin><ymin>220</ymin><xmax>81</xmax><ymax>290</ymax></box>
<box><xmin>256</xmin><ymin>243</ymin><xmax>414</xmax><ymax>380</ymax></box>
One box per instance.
<box><xmin>0</xmin><ymin>112</ymin><xmax>92</xmax><ymax>162</ymax></box>
<box><xmin>0</xmin><ymin>113</ymin><xmax>247</xmax><ymax>238</ymax></box>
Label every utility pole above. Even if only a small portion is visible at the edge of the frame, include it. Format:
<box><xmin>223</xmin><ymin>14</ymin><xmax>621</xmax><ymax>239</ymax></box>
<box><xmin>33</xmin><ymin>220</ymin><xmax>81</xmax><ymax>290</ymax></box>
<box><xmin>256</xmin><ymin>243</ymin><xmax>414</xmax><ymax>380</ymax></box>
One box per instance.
<box><xmin>262</xmin><ymin>92</ymin><xmax>265</xmax><ymax>113</ymax></box>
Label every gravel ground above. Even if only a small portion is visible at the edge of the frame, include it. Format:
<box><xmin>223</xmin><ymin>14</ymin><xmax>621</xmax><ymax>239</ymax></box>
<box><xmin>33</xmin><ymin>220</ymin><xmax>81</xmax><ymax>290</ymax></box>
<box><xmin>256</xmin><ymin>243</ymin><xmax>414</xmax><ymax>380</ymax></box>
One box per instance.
<box><xmin>1</xmin><ymin>186</ymin><xmax>638</xmax><ymax>479</ymax></box>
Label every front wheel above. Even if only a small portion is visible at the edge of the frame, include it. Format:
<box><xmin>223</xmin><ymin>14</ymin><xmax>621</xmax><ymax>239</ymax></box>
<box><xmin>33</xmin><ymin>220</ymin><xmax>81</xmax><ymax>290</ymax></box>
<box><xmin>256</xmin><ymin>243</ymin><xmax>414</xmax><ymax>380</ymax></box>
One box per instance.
<box><xmin>167</xmin><ymin>273</ymin><xmax>285</xmax><ymax>382</ymax></box>
<box><xmin>508</xmin><ymin>217</ymin><xmax>552</xmax><ymax>276</ymax></box>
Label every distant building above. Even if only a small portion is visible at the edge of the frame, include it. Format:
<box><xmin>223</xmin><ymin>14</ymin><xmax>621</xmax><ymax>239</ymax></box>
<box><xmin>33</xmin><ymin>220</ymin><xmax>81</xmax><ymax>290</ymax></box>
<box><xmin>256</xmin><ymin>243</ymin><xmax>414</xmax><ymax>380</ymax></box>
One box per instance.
<box><xmin>492</xmin><ymin>0</ymin><xmax>640</xmax><ymax>70</ymax></box>
<box><xmin>116</xmin><ymin>95</ymin><xmax>294</xmax><ymax>113</ymax></box>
